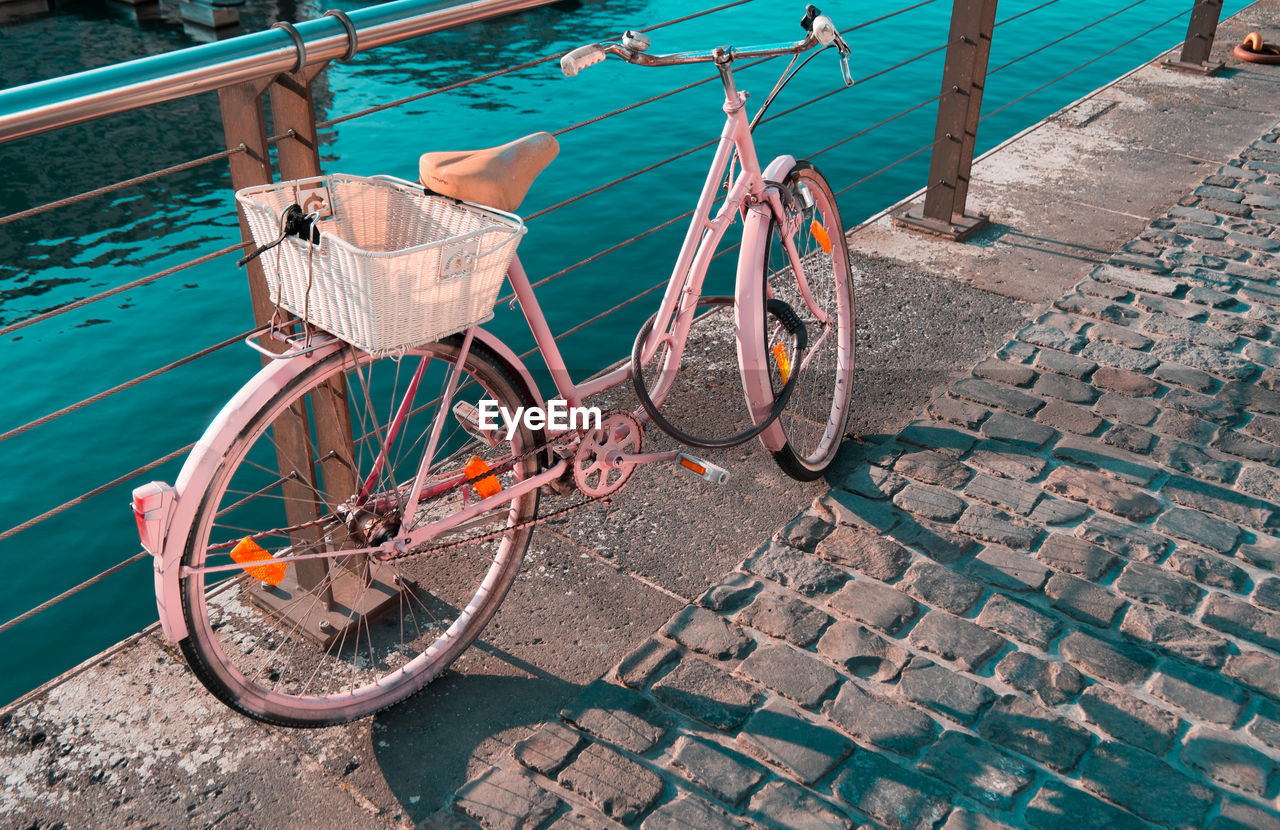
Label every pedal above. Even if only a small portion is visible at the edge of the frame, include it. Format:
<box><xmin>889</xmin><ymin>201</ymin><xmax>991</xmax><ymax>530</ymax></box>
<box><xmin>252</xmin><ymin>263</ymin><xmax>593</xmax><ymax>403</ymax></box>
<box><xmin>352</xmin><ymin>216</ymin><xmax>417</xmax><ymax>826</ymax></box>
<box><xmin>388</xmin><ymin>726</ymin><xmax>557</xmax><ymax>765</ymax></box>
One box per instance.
<box><xmin>676</xmin><ymin>453</ymin><xmax>730</xmax><ymax>484</ymax></box>
<box><xmin>453</xmin><ymin>400</ymin><xmax>499</xmax><ymax>447</ymax></box>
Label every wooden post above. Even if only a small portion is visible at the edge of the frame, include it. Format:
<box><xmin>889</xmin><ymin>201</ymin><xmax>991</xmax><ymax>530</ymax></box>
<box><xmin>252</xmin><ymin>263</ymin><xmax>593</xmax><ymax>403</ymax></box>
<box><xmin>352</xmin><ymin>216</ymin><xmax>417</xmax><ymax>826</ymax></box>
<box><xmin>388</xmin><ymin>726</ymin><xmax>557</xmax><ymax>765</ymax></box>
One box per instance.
<box><xmin>218</xmin><ymin>79</ymin><xmax>334</xmax><ymax>608</ymax></box>
<box><xmin>894</xmin><ymin>0</ymin><xmax>998</xmax><ymax>241</ymax></box>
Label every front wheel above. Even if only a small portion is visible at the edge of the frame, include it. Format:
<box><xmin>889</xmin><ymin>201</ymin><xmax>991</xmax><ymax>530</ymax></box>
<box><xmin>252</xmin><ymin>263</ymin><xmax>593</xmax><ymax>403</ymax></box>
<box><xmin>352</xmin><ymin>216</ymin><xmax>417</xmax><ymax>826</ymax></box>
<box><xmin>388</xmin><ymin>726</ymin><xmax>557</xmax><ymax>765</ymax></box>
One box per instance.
<box><xmin>177</xmin><ymin>337</ymin><xmax>540</xmax><ymax>726</ymax></box>
<box><xmin>762</xmin><ymin>161</ymin><xmax>856</xmax><ymax>480</ymax></box>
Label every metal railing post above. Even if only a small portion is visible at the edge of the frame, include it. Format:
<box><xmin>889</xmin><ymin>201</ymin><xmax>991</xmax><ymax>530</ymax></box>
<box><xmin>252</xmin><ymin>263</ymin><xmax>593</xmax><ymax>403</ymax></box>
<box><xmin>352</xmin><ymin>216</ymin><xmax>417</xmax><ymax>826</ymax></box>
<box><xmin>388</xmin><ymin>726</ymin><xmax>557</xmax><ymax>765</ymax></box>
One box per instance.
<box><xmin>1164</xmin><ymin>0</ymin><xmax>1225</xmax><ymax>74</ymax></box>
<box><xmin>219</xmin><ymin>79</ymin><xmax>335</xmax><ymax>609</ymax></box>
<box><xmin>894</xmin><ymin>0</ymin><xmax>997</xmax><ymax>241</ymax></box>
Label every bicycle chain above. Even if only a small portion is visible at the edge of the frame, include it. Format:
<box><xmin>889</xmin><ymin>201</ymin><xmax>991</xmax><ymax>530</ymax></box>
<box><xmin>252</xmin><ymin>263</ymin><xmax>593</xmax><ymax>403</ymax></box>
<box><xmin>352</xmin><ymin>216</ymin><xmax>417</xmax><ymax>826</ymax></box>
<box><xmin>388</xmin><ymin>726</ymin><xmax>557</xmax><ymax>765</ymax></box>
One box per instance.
<box><xmin>381</xmin><ymin>417</ymin><xmax>620</xmax><ymax>562</ymax></box>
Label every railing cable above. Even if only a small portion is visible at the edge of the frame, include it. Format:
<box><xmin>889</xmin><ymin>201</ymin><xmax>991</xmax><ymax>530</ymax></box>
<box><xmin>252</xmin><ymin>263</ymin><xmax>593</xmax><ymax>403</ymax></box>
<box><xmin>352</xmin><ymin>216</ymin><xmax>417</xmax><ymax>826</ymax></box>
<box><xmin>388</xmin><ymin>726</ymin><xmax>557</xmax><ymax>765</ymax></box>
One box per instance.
<box><xmin>0</xmin><ymin>242</ymin><xmax>245</xmax><ymax>338</ymax></box>
<box><xmin>318</xmin><ymin>0</ymin><xmax>755</xmax><ymax>129</ymax></box>
<box><xmin>987</xmin><ymin>0</ymin><xmax>1154</xmax><ymax>77</ymax></box>
<box><xmin>0</xmin><ymin>328</ymin><xmax>253</xmax><ymax>445</ymax></box>
<box><xmin>0</xmin><ymin>443</ymin><xmax>192</xmax><ymax>545</ymax></box>
<box><xmin>0</xmin><ymin>146</ymin><xmax>247</xmax><ymax>227</ymax></box>
<box><xmin>0</xmin><ymin>552</ymin><xmax>149</xmax><ymax>636</ymax></box>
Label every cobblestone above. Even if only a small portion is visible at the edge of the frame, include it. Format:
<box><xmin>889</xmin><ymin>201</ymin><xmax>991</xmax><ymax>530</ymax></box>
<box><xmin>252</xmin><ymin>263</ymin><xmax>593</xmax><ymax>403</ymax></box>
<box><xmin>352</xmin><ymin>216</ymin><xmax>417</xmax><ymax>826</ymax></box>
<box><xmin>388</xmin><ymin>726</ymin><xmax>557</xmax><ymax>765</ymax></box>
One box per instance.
<box><xmin>826</xmin><ymin>580</ymin><xmax>919</xmax><ymax>634</ymax></box>
<box><xmin>1213</xmin><ymin>799</ymin><xmax>1280</xmax><ymax>830</ymax></box>
<box><xmin>1079</xmin><ymin>741</ymin><xmax>1216</xmax><ymax>829</ymax></box>
<box><xmin>1167</xmin><ymin>548</ymin><xmax>1248</xmax><ymax>592</ymax></box>
<box><xmin>977</xmin><ymin>695</ymin><xmax>1093</xmax><ymax>773</ymax></box>
<box><xmin>1093</xmin><ymin>366</ymin><xmax>1160</xmax><ymax>396</ymax></box>
<box><xmin>747</xmin><ymin>781</ymin><xmax>853</xmax><ymax>830</ymax></box>
<box><xmin>1059</xmin><ymin>630</ymin><xmax>1155</xmax><ymax>685</ymax></box>
<box><xmin>738</xmin><ymin>644</ymin><xmax>841</xmax><ymax>709</ymax></box>
<box><xmin>737</xmin><ymin>698</ymin><xmax>853</xmax><ymax>784</ymax></box>
<box><xmin>1075</xmin><ymin>515</ymin><xmax>1169</xmax><ymax>562</ymax></box>
<box><xmin>917</xmin><ymin>731</ymin><xmax>1035</xmax><ymax>811</ymax></box>
<box><xmin>454</xmin><ymin>766</ymin><xmax>561</xmax><ymax>830</ymax></box>
<box><xmin>907</xmin><ymin>610</ymin><xmax>1006</xmax><ymax>671</ymax></box>
<box><xmin>1150</xmin><ymin>662</ymin><xmax>1247</xmax><ymax>725</ymax></box>
<box><xmin>825</xmin><ymin>681</ymin><xmax>938</xmax><ymax>757</ymax></box>
<box><xmin>513</xmin><ymin>723</ymin><xmax>583</xmax><ymax>776</ymax></box>
<box><xmin>1043</xmin><ymin>467</ymin><xmax>1161</xmax><ymax>520</ymax></box>
<box><xmin>641</xmin><ymin>795</ymin><xmax>745</xmax><ymax>830</ymax></box>
<box><xmin>952</xmin><ymin>378</ymin><xmax>1045</xmax><ymax>417</ymax></box>
<box><xmin>995</xmin><ymin>651</ymin><xmax>1085</xmax><ymax>706</ymax></box>
<box><xmin>776</xmin><ymin>513</ymin><xmax>835</xmax><ymax>553</ymax></box>
<box><xmin>660</xmin><ymin>606</ymin><xmax>752</xmax><ymax>661</ymax></box>
<box><xmin>1018</xmin><ymin>322</ymin><xmax>1085</xmax><ymax>352</ymax></box>
<box><xmin>1120</xmin><ymin>604</ymin><xmax>1229</xmax><ymax>668</ymax></box>
<box><xmin>1037</xmin><ymin>533</ymin><xmax>1118</xmax><ymax>580</ymax></box>
<box><xmin>895</xmin><ymin>450</ymin><xmax>973</xmax><ymax>488</ymax></box>
<box><xmin>898</xmin><ymin>658</ymin><xmax>996</xmax><ymax>723</ymax></box>
<box><xmin>561</xmin><ymin>681</ymin><xmax>669</xmax><ymax>754</ymax></box>
<box><xmin>1183</xmin><ymin>725</ymin><xmax>1278</xmax><ymax>796</ymax></box>
<box><xmin>699</xmin><ymin>573</ymin><xmax>761</xmax><ymax>613</ymax></box>
<box><xmin>955</xmin><ymin>505</ymin><xmax>1041</xmax><ymax>549</ymax></box>
<box><xmin>1093</xmin><ymin>264</ymin><xmax>1180</xmax><ymax>296</ymax></box>
<box><xmin>1238</xmin><ymin>463</ymin><xmax>1280</xmax><ymax>502</ymax></box>
<box><xmin>745</xmin><ymin>542</ymin><xmax>847</xmax><ymax>596</ymax></box>
<box><xmin>1214</xmin><ymin>428</ymin><xmax>1280</xmax><ymax>464</ymax></box>
<box><xmin>977</xmin><ymin>594</ymin><xmax>1060</xmax><ymax>650</ymax></box>
<box><xmin>1045</xmin><ymin>573</ymin><xmax>1126</xmax><ymax>629</ymax></box>
<box><xmin>899</xmin><ymin>561</ymin><xmax>985</xmax><ymax>615</ymax></box>
<box><xmin>1088</xmin><ymin>321</ymin><xmax>1152</xmax><ymax>351</ymax></box>
<box><xmin>737</xmin><ymin>591</ymin><xmax>830</xmax><ymax>647</ymax></box>
<box><xmin>981</xmin><ymin>411</ymin><xmax>1059</xmax><ymax>449</ymax></box>
<box><xmin>1202</xmin><ymin>592</ymin><xmax>1280</xmax><ymax>651</ymax></box>
<box><xmin>669</xmin><ymin>736</ymin><xmax>765</xmax><ymax>806</ymax></box>
<box><xmin>1035</xmin><ymin>400</ymin><xmax>1103</xmax><ymax>435</ymax></box>
<box><xmin>1114</xmin><ymin>561</ymin><xmax>1205</xmax><ymax>614</ymax></box>
<box><xmin>964</xmin><ymin>473</ymin><xmax>1042</xmax><ymax>516</ymax></box>
<box><xmin>1154</xmin><ymin>440</ymin><xmax>1240</xmax><ymax>483</ymax></box>
<box><xmin>1034</xmin><ymin>372</ymin><xmax>1097</xmax><ymax>404</ymax></box>
<box><xmin>1094</xmin><ymin>390</ymin><xmax>1159</xmax><ymax>425</ymax></box>
<box><xmin>1051</xmin><ymin>434</ymin><xmax>1161</xmax><ymax>485</ymax></box>
<box><xmin>834</xmin><ymin>749</ymin><xmax>952</xmax><ymax>830</ymax></box>
<box><xmin>558</xmin><ymin>742</ymin><xmax>664</xmax><ymax>824</ymax></box>
<box><xmin>1034</xmin><ymin>347</ymin><xmax>1098</xmax><ymax>378</ymax></box>
<box><xmin>893</xmin><ymin>483</ymin><xmax>968</xmax><ymax>522</ymax></box>
<box><xmin>816</xmin><ymin>526</ymin><xmax>911</xmax><ymax>582</ymax></box>
<box><xmin>965</xmin><ymin>545</ymin><xmax>1050</xmax><ymax>592</ymax></box>
<box><xmin>1155</xmin><ymin>508</ymin><xmax>1241</xmax><ymax>554</ymax></box>
<box><xmin>615</xmin><ymin>638</ymin><xmax>680</xmax><ymax>689</ymax></box>
<box><xmin>1223</xmin><ymin>650</ymin><xmax>1280</xmax><ymax>699</ymax></box>
<box><xmin>651</xmin><ymin>659</ymin><xmax>762</xmax><ymax>730</ymax></box>
<box><xmin>1025</xmin><ymin>779</ymin><xmax>1149</xmax><ymax>830</ymax></box>
<box><xmin>1077</xmin><ymin>684</ymin><xmax>1180</xmax><ymax>755</ymax></box>
<box><xmin>1249</xmin><ymin>700</ymin><xmax>1280</xmax><ymax>749</ymax></box>
<box><xmin>1080</xmin><ymin>340</ymin><xmax>1160</xmax><ymax>373</ymax></box>
<box><xmin>816</xmin><ymin>621</ymin><xmax>910</xmax><ymax>682</ymax></box>
<box><xmin>1101</xmin><ymin>423</ymin><xmax>1155</xmax><ymax>454</ymax></box>
<box><xmin>973</xmin><ymin>358</ymin><xmax>1037</xmax><ymax>387</ymax></box>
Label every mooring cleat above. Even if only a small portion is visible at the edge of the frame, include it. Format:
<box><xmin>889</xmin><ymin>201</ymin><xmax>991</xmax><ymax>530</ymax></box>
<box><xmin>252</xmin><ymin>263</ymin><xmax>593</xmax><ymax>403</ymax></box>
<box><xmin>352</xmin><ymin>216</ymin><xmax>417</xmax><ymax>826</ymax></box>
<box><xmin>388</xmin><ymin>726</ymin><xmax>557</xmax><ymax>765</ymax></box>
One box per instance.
<box><xmin>676</xmin><ymin>453</ymin><xmax>730</xmax><ymax>484</ymax></box>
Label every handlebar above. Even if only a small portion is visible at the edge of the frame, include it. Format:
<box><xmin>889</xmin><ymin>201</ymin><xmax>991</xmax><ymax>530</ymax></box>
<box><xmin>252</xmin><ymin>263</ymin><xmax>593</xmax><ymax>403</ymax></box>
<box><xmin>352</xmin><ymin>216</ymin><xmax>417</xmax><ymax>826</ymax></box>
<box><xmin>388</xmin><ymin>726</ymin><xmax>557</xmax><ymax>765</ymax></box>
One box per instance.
<box><xmin>560</xmin><ymin>3</ymin><xmax>852</xmax><ymax>86</ymax></box>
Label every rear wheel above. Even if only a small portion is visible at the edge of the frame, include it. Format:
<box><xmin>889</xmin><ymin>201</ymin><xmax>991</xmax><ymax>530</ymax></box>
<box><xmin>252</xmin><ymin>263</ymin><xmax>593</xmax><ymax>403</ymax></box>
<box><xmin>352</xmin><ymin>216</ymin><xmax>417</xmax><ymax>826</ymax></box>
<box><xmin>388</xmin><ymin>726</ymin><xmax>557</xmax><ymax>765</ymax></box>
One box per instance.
<box><xmin>178</xmin><ymin>337</ymin><xmax>539</xmax><ymax>726</ymax></box>
<box><xmin>762</xmin><ymin>161</ymin><xmax>855</xmax><ymax>480</ymax></box>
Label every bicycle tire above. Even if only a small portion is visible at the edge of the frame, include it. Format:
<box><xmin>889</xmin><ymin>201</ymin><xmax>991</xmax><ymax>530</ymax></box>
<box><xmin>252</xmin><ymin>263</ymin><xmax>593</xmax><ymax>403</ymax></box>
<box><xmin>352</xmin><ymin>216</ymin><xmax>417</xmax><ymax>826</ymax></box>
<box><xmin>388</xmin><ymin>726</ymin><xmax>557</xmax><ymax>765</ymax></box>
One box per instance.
<box><xmin>761</xmin><ymin>161</ymin><xmax>856</xmax><ymax>480</ymax></box>
<box><xmin>177</xmin><ymin>336</ymin><xmax>540</xmax><ymax>726</ymax></box>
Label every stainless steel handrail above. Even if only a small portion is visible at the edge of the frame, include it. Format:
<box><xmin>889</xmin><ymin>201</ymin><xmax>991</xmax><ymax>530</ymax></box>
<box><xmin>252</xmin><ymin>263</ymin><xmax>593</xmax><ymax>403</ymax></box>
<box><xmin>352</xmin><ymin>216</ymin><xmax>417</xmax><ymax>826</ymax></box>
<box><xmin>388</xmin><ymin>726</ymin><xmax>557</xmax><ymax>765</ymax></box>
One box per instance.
<box><xmin>0</xmin><ymin>0</ymin><xmax>553</xmax><ymax>144</ymax></box>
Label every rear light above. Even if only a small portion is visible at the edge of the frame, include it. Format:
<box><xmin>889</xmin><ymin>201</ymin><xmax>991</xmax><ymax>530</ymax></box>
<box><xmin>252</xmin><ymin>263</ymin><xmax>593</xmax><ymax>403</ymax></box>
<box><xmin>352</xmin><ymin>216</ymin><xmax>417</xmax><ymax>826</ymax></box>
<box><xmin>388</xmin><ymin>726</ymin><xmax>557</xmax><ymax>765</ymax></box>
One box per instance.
<box><xmin>131</xmin><ymin>482</ymin><xmax>176</xmax><ymax>555</ymax></box>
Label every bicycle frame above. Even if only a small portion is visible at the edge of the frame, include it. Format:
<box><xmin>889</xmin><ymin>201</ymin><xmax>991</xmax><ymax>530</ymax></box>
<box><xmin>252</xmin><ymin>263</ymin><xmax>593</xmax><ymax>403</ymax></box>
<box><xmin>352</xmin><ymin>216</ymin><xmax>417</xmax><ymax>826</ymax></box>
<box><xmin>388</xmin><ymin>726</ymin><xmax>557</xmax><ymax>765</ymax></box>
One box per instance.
<box><xmin>147</xmin><ymin>48</ymin><xmax>832</xmax><ymax>642</ymax></box>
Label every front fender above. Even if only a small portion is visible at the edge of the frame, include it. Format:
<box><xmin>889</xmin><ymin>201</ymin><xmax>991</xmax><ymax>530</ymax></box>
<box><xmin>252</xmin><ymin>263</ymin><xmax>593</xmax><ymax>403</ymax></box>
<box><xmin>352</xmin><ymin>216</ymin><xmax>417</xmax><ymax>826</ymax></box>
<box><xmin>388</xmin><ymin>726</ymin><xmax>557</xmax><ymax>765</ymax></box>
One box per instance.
<box><xmin>734</xmin><ymin>154</ymin><xmax>797</xmax><ymax>453</ymax></box>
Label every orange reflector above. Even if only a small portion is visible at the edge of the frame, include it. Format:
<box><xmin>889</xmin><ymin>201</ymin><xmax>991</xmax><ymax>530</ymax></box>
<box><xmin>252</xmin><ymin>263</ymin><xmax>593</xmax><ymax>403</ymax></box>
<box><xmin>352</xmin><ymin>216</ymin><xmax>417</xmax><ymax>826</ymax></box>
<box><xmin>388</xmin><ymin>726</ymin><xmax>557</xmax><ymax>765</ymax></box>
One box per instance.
<box><xmin>465</xmin><ymin>455</ymin><xmax>502</xmax><ymax>499</ymax></box>
<box><xmin>772</xmin><ymin>343</ymin><xmax>791</xmax><ymax>384</ymax></box>
<box><xmin>679</xmin><ymin>457</ymin><xmax>707</xmax><ymax>476</ymax></box>
<box><xmin>230</xmin><ymin>537</ymin><xmax>286</xmax><ymax>586</ymax></box>
<box><xmin>810</xmin><ymin>219</ymin><xmax>832</xmax><ymax>253</ymax></box>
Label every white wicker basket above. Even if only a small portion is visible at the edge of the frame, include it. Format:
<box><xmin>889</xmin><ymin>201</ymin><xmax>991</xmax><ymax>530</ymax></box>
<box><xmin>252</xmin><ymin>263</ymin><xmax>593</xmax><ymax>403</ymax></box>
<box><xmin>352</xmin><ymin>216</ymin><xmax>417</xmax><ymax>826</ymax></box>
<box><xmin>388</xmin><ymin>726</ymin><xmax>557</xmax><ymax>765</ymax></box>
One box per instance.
<box><xmin>236</xmin><ymin>174</ymin><xmax>524</xmax><ymax>354</ymax></box>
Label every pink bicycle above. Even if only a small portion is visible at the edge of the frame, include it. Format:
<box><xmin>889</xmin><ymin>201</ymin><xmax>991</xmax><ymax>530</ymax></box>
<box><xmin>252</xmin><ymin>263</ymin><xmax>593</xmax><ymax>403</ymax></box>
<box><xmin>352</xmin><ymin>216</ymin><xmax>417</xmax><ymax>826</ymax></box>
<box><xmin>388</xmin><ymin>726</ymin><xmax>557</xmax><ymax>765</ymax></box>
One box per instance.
<box><xmin>132</xmin><ymin>6</ymin><xmax>856</xmax><ymax>726</ymax></box>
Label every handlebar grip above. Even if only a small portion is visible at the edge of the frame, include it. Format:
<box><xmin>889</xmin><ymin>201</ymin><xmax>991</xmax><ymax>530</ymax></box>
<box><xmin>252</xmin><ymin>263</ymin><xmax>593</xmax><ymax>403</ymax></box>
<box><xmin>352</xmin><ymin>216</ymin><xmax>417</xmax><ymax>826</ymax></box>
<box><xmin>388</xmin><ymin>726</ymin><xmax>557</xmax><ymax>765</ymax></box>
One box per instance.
<box><xmin>560</xmin><ymin>44</ymin><xmax>606</xmax><ymax>77</ymax></box>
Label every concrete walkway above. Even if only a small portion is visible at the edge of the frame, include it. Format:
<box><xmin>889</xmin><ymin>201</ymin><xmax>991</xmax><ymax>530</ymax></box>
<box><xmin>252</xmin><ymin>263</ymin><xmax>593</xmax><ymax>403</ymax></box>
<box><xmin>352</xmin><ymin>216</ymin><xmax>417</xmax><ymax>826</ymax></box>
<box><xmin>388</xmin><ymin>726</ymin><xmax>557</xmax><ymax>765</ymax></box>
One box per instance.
<box><xmin>6</xmin><ymin>5</ymin><xmax>1280</xmax><ymax>829</ymax></box>
<box><xmin>443</xmin><ymin>125</ymin><xmax>1280</xmax><ymax>830</ymax></box>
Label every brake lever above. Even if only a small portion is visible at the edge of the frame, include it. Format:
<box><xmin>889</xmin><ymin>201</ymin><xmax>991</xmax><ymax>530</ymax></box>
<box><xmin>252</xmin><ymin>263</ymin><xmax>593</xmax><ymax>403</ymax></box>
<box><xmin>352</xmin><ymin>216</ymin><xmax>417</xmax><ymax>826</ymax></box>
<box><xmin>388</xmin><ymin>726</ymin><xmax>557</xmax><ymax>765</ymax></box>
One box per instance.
<box><xmin>836</xmin><ymin>38</ymin><xmax>853</xmax><ymax>87</ymax></box>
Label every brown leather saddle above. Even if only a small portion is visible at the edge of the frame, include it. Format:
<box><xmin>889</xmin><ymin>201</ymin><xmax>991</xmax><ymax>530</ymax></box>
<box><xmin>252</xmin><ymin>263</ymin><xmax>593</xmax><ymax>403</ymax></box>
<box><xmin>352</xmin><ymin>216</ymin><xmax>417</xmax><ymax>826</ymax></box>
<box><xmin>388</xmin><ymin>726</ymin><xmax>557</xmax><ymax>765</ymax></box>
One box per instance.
<box><xmin>419</xmin><ymin>132</ymin><xmax>559</xmax><ymax>213</ymax></box>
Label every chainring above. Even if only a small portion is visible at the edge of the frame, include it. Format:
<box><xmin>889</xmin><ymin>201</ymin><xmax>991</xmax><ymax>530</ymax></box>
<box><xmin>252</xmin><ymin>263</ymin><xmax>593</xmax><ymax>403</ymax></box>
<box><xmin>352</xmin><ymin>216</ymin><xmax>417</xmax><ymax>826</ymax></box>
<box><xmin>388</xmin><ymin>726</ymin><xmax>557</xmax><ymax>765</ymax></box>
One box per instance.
<box><xmin>572</xmin><ymin>410</ymin><xmax>644</xmax><ymax>497</ymax></box>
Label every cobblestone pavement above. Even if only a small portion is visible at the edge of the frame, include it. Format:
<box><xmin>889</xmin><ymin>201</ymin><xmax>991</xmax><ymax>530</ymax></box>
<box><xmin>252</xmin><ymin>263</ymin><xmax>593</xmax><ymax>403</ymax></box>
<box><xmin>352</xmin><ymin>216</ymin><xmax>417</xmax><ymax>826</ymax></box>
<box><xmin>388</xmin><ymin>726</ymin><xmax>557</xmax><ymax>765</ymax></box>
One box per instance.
<box><xmin>435</xmin><ymin>128</ymin><xmax>1280</xmax><ymax>829</ymax></box>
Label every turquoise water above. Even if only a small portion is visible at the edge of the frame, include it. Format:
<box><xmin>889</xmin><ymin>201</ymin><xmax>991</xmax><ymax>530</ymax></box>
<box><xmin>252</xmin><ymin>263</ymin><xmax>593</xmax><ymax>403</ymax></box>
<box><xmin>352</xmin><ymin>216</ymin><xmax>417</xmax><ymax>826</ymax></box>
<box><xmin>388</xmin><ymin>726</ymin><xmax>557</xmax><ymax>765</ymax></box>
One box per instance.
<box><xmin>0</xmin><ymin>0</ymin><xmax>1249</xmax><ymax>704</ymax></box>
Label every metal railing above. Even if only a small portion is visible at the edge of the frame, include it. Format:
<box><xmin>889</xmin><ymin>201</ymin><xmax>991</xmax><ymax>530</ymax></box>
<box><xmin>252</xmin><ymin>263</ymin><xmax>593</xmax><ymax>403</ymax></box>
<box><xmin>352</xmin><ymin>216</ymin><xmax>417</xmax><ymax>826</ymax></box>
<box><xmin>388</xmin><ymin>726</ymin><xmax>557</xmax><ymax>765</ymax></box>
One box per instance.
<box><xmin>0</xmin><ymin>0</ymin><xmax>1230</xmax><ymax>698</ymax></box>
